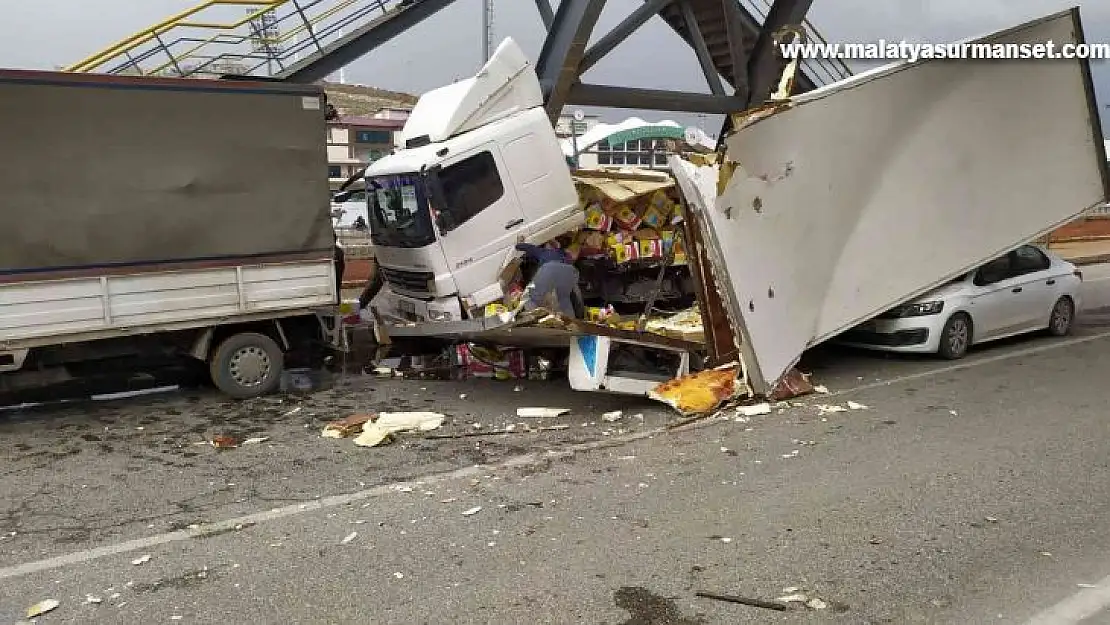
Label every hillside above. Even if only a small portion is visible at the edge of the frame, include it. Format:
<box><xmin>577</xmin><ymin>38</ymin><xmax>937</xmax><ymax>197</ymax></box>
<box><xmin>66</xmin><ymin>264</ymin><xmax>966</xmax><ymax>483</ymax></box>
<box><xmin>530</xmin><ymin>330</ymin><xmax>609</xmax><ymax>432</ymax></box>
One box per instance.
<box><xmin>322</xmin><ymin>81</ymin><xmax>417</xmax><ymax>116</ymax></box>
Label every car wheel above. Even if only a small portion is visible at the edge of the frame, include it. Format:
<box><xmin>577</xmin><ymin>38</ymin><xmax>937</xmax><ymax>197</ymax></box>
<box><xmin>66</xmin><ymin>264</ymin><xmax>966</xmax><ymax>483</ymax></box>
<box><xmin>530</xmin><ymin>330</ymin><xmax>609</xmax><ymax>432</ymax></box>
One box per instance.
<box><xmin>209</xmin><ymin>332</ymin><xmax>284</xmax><ymax>399</ymax></box>
<box><xmin>937</xmin><ymin>313</ymin><xmax>972</xmax><ymax>360</ymax></box>
<box><xmin>1047</xmin><ymin>296</ymin><xmax>1075</xmax><ymax>337</ymax></box>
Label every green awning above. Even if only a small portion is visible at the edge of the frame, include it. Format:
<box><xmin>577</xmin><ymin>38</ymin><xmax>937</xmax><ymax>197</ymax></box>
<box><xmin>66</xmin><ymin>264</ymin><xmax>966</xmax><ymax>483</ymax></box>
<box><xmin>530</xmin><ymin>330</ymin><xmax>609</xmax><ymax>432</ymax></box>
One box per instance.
<box><xmin>601</xmin><ymin>124</ymin><xmax>684</xmax><ymax>147</ymax></box>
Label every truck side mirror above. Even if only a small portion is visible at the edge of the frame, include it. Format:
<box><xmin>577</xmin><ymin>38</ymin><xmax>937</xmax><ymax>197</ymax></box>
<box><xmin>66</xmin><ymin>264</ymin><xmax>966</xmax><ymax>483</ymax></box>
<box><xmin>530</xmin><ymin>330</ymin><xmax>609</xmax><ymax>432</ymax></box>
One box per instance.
<box><xmin>423</xmin><ymin>165</ymin><xmax>453</xmax><ymax>233</ymax></box>
<box><xmin>435</xmin><ymin>210</ymin><xmax>456</xmax><ymax>233</ymax></box>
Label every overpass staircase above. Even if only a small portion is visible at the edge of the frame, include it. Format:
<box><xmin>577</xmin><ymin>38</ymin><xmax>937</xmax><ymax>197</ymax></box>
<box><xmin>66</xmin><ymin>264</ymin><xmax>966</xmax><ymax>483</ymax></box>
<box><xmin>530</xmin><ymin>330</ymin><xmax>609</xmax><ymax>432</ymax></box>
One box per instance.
<box><xmin>65</xmin><ymin>0</ymin><xmax>852</xmax><ymax>114</ymax></box>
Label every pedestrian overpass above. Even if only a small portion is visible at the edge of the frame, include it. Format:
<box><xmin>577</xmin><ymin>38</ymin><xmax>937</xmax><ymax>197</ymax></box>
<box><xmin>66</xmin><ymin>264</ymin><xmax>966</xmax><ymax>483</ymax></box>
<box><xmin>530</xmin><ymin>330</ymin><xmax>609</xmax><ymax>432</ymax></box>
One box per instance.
<box><xmin>65</xmin><ymin>0</ymin><xmax>852</xmax><ymax>119</ymax></box>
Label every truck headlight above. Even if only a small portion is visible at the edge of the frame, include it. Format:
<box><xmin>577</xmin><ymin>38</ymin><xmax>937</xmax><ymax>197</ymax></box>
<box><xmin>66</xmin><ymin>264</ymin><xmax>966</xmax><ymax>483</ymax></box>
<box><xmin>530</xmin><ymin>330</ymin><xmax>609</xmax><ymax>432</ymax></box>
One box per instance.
<box><xmin>897</xmin><ymin>301</ymin><xmax>944</xmax><ymax>317</ymax></box>
<box><xmin>428</xmin><ymin>310</ymin><xmax>453</xmax><ymax>321</ymax></box>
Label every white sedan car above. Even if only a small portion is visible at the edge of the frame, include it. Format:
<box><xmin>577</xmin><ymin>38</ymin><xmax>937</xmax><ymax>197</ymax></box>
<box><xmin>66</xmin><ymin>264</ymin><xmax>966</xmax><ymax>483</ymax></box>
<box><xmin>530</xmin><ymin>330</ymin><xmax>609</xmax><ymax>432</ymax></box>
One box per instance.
<box><xmin>841</xmin><ymin>244</ymin><xmax>1082</xmax><ymax>359</ymax></box>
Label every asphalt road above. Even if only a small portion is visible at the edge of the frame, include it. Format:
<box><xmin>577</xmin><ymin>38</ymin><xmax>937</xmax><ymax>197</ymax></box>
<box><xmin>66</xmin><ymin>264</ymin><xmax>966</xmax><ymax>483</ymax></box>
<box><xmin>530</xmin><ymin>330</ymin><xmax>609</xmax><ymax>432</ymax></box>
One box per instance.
<box><xmin>3</xmin><ymin>266</ymin><xmax>1110</xmax><ymax>624</ymax></box>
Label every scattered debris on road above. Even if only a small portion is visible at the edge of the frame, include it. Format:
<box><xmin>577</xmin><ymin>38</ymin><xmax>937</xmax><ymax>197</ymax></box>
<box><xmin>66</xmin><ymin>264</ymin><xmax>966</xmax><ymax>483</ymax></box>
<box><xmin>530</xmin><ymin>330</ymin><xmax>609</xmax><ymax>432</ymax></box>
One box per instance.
<box><xmin>516</xmin><ymin>407</ymin><xmax>571</xmax><ymax>418</ymax></box>
<box><xmin>353</xmin><ymin>411</ymin><xmax>446</xmax><ymax>447</ymax></box>
<box><xmin>241</xmin><ymin>436</ymin><xmax>270</xmax><ymax>445</ymax></box>
<box><xmin>340</xmin><ymin>531</ymin><xmax>358</xmax><ymax>545</ymax></box>
<box><xmin>209</xmin><ymin>435</ymin><xmax>239</xmax><ymax>449</ymax></box>
<box><xmin>131</xmin><ymin>554</ymin><xmax>152</xmax><ymax>565</ymax></box>
<box><xmin>772</xmin><ymin>590</ymin><xmax>833</xmax><ymax>611</ymax></box>
<box><xmin>322</xmin><ymin>414</ymin><xmax>374</xmax><ymax>438</ymax></box>
<box><xmin>649</xmin><ymin>363</ymin><xmax>746</xmax><ymax>415</ymax></box>
<box><xmin>602</xmin><ymin>410</ymin><xmax>623</xmax><ymax>422</ymax></box>
<box><xmin>771</xmin><ymin>368</ymin><xmax>816</xmax><ymax>401</ymax></box>
<box><xmin>695</xmin><ymin>591</ymin><xmax>787</xmax><ymax>611</ymax></box>
<box><xmin>736</xmin><ymin>402</ymin><xmax>771</xmax><ymax>417</ymax></box>
<box><xmin>461</xmin><ymin>506</ymin><xmax>483</xmax><ymax>516</ymax></box>
<box><xmin>26</xmin><ymin>599</ymin><xmax>60</xmax><ymax>618</ymax></box>
<box><xmin>847</xmin><ymin>401</ymin><xmax>869</xmax><ymax>410</ymax></box>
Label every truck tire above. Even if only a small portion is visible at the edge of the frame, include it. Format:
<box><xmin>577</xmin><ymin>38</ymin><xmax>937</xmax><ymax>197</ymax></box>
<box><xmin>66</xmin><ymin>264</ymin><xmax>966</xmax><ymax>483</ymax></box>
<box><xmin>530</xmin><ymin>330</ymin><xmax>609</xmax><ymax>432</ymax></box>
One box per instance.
<box><xmin>209</xmin><ymin>332</ymin><xmax>284</xmax><ymax>399</ymax></box>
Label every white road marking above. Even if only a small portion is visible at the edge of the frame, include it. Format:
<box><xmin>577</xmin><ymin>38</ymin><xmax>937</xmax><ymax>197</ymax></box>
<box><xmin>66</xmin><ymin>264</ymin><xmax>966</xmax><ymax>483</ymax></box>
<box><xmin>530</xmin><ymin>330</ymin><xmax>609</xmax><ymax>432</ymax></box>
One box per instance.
<box><xmin>0</xmin><ymin>428</ymin><xmax>670</xmax><ymax>582</ymax></box>
<box><xmin>822</xmin><ymin>328</ymin><xmax>1110</xmax><ymax>399</ymax></box>
<box><xmin>3</xmin><ymin>328</ymin><xmax>1110</xmax><ymax>582</ymax></box>
<box><xmin>1024</xmin><ymin>574</ymin><xmax>1110</xmax><ymax>624</ymax></box>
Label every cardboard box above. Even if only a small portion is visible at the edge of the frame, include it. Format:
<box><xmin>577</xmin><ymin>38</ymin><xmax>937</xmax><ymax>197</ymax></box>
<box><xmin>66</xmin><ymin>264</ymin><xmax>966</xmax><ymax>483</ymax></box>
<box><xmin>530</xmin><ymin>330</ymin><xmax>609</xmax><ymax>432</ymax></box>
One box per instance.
<box><xmin>584</xmin><ymin>203</ymin><xmax>614</xmax><ymax>231</ymax></box>
<box><xmin>638</xmin><ymin>239</ymin><xmax>664</xmax><ymax>259</ymax></box>
<box><xmin>640</xmin><ymin>205</ymin><xmax>667</xmax><ymax>229</ymax></box>
<box><xmin>580</xmin><ymin>231</ymin><xmax>606</xmax><ymax>255</ymax></box>
<box><xmin>453</xmin><ymin>344</ymin><xmax>526</xmax><ymax>380</ymax></box>
<box><xmin>585</xmin><ymin>304</ymin><xmax>617</xmax><ymax>323</ymax></box>
<box><xmin>670</xmin><ymin>202</ymin><xmax>685</xmax><ymax>224</ymax></box>
<box><xmin>611</xmin><ymin>242</ymin><xmax>640</xmax><ymax>264</ymax></box>
<box><xmin>614</xmin><ymin>205</ymin><xmax>643</xmax><ymax>230</ymax></box>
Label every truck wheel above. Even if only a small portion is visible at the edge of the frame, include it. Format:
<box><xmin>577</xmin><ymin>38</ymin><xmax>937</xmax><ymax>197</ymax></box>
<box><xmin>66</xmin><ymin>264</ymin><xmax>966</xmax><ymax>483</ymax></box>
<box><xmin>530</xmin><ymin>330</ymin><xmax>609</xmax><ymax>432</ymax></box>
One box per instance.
<box><xmin>209</xmin><ymin>332</ymin><xmax>283</xmax><ymax>399</ymax></box>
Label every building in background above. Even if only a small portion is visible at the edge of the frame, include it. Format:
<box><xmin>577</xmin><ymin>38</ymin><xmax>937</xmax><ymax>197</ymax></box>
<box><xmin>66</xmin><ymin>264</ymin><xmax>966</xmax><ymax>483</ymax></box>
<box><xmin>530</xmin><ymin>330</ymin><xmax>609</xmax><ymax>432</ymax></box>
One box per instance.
<box><xmin>322</xmin><ymin>83</ymin><xmax>416</xmax><ymax>190</ymax></box>
<box><xmin>560</xmin><ymin>117</ymin><xmax>716</xmax><ymax>171</ymax></box>
<box><xmin>327</xmin><ymin>114</ymin><xmax>407</xmax><ymax>189</ymax></box>
<box><xmin>554</xmin><ymin>111</ymin><xmax>601</xmax><ymax>141</ymax></box>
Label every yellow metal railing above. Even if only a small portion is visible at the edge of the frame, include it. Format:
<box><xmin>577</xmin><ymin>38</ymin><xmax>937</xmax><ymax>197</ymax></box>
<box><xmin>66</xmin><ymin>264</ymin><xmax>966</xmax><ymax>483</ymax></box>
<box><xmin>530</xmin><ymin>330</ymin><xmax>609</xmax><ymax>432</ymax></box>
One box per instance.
<box><xmin>741</xmin><ymin>0</ymin><xmax>854</xmax><ymax>87</ymax></box>
<box><xmin>66</xmin><ymin>0</ymin><xmax>400</xmax><ymax>78</ymax></box>
<box><xmin>67</xmin><ymin>0</ymin><xmax>850</xmax><ymax>90</ymax></box>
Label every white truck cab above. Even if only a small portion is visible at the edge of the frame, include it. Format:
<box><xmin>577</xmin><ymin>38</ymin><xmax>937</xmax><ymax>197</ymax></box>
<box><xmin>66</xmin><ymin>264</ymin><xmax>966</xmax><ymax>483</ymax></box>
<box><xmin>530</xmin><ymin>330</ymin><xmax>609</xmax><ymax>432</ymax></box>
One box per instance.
<box><xmin>362</xmin><ymin>38</ymin><xmax>581</xmax><ymax>326</ymax></box>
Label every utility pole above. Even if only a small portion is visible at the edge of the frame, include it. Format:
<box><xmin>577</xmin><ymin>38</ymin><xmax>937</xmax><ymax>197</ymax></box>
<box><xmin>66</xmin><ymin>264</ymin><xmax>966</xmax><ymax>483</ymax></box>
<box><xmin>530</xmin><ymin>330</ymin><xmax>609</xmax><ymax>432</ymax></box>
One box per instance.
<box><xmin>482</xmin><ymin>0</ymin><xmax>494</xmax><ymax>62</ymax></box>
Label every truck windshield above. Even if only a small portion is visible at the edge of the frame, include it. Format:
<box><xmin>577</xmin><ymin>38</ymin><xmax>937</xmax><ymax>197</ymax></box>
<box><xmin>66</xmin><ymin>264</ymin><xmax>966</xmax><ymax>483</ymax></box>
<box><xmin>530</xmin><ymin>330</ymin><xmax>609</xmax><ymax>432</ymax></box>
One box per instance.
<box><xmin>366</xmin><ymin>174</ymin><xmax>435</xmax><ymax>248</ymax></box>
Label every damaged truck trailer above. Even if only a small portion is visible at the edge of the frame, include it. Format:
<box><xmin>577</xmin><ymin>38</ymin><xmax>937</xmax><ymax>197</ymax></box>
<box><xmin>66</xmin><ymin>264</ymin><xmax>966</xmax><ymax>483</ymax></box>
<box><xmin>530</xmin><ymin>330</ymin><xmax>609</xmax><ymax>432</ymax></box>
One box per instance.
<box><xmin>364</xmin><ymin>8</ymin><xmax>1107</xmax><ymax>402</ymax></box>
<box><xmin>0</xmin><ymin>70</ymin><xmax>341</xmax><ymax>400</ymax></box>
<box><xmin>670</xmin><ymin>8</ymin><xmax>1110</xmax><ymax>396</ymax></box>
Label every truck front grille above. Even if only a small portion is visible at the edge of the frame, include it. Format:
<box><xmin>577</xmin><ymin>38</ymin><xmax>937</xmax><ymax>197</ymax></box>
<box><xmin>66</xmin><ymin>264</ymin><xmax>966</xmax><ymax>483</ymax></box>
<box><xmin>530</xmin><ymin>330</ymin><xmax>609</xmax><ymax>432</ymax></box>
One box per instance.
<box><xmin>380</xmin><ymin>267</ymin><xmax>433</xmax><ymax>294</ymax></box>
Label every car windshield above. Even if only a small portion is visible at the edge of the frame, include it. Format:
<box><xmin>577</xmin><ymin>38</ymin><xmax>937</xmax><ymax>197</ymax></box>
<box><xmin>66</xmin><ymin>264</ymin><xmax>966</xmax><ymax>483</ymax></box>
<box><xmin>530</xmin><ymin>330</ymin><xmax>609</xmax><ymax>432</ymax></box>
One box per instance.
<box><xmin>366</xmin><ymin>174</ymin><xmax>435</xmax><ymax>249</ymax></box>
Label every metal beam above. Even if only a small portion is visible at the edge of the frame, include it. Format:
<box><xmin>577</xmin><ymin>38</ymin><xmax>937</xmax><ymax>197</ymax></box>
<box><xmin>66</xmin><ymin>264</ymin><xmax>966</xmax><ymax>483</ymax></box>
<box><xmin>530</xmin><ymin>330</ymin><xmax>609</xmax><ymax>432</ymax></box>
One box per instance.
<box><xmin>534</xmin><ymin>0</ymin><xmax>555</xmax><ymax>30</ymax></box>
<box><xmin>567</xmin><ymin>82</ymin><xmax>745</xmax><ymax>114</ymax></box>
<box><xmin>536</xmin><ymin>0</ymin><xmax>608</xmax><ymax>122</ymax></box>
<box><xmin>579</xmin><ymin>0</ymin><xmax>673</xmax><ymax>75</ymax></box>
<box><xmin>744</xmin><ymin>0</ymin><xmax>814</xmax><ymax>107</ymax></box>
<box><xmin>720</xmin><ymin>0</ymin><xmax>751</xmax><ymax>102</ymax></box>
<box><xmin>678</xmin><ymin>1</ymin><xmax>725</xmax><ymax>96</ymax></box>
<box><xmin>276</xmin><ymin>0</ymin><xmax>462</xmax><ymax>83</ymax></box>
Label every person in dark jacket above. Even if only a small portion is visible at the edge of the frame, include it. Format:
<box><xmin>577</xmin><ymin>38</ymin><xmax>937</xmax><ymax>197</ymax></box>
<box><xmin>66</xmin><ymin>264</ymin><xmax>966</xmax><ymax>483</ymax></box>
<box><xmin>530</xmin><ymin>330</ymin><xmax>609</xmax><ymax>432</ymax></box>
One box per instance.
<box><xmin>515</xmin><ymin>239</ymin><xmax>583</xmax><ymax>318</ymax></box>
<box><xmin>357</xmin><ymin>256</ymin><xmax>384</xmax><ymax>311</ymax></box>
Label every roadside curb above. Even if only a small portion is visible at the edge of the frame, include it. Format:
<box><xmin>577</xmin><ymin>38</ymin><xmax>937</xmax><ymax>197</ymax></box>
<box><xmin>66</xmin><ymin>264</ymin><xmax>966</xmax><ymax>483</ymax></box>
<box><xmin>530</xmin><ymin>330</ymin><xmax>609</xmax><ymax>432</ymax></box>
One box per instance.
<box><xmin>1068</xmin><ymin>253</ymin><xmax>1110</xmax><ymax>267</ymax></box>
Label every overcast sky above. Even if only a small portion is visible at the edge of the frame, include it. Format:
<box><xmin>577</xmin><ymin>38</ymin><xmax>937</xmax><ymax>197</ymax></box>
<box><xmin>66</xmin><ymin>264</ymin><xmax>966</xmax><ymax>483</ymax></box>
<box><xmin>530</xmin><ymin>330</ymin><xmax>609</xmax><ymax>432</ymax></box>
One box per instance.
<box><xmin>1</xmin><ymin>0</ymin><xmax>1107</xmax><ymax>134</ymax></box>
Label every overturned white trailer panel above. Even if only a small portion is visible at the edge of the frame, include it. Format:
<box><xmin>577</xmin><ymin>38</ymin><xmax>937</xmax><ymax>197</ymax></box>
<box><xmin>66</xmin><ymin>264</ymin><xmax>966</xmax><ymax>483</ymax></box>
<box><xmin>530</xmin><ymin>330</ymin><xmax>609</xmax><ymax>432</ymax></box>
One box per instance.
<box><xmin>674</xmin><ymin>8</ymin><xmax>1109</xmax><ymax>396</ymax></box>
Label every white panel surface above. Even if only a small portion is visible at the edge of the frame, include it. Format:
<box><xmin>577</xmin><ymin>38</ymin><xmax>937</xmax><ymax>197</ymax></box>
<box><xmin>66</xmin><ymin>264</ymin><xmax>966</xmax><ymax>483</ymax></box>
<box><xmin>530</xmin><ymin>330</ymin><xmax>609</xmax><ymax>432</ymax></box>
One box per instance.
<box><xmin>681</xmin><ymin>10</ymin><xmax>1108</xmax><ymax>395</ymax></box>
<box><xmin>0</xmin><ymin>261</ymin><xmax>336</xmax><ymax>343</ymax></box>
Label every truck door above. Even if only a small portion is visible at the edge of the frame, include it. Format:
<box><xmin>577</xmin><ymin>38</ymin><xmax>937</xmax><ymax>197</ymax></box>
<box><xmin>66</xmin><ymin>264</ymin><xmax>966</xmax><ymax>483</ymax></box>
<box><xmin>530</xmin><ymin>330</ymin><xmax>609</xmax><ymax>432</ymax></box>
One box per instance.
<box><xmin>434</xmin><ymin>147</ymin><xmax>525</xmax><ymax>300</ymax></box>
